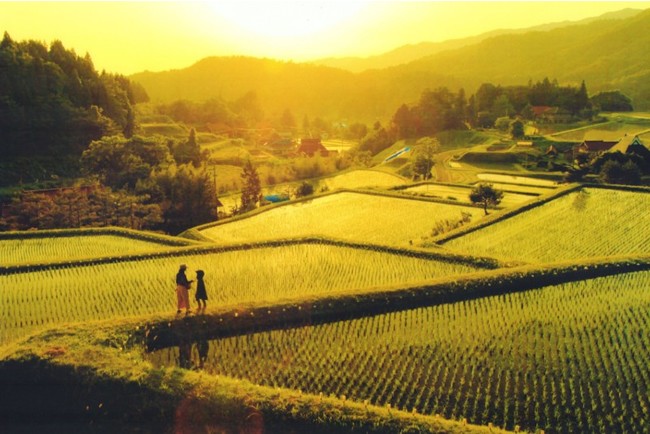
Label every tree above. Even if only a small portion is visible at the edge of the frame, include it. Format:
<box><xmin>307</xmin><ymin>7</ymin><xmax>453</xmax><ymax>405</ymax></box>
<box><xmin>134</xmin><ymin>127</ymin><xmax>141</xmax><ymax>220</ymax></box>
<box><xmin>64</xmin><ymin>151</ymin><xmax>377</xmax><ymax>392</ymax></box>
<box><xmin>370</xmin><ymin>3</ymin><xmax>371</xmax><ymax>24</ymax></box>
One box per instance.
<box><xmin>599</xmin><ymin>160</ymin><xmax>641</xmax><ymax>185</ymax></box>
<box><xmin>590</xmin><ymin>91</ymin><xmax>634</xmax><ymax>112</ymax></box>
<box><xmin>280</xmin><ymin>108</ymin><xmax>296</xmax><ymax>130</ymax></box>
<box><xmin>510</xmin><ymin>119</ymin><xmax>525</xmax><ymax>139</ymax></box>
<box><xmin>358</xmin><ymin>126</ymin><xmax>393</xmax><ymax>156</ymax></box>
<box><xmin>147</xmin><ymin>164</ymin><xmax>218</xmax><ymax>233</ymax></box>
<box><xmin>469</xmin><ymin>183</ymin><xmax>503</xmax><ymax>215</ymax></box>
<box><xmin>294</xmin><ymin>181</ymin><xmax>314</xmax><ymax>198</ymax></box>
<box><xmin>240</xmin><ymin>160</ymin><xmax>262</xmax><ymax>213</ymax></box>
<box><xmin>172</xmin><ymin>128</ymin><xmax>203</xmax><ymax>167</ymax></box>
<box><xmin>80</xmin><ymin>135</ymin><xmax>172</xmax><ymax>189</ymax></box>
<box><xmin>411</xmin><ymin>139</ymin><xmax>439</xmax><ymax>180</ymax></box>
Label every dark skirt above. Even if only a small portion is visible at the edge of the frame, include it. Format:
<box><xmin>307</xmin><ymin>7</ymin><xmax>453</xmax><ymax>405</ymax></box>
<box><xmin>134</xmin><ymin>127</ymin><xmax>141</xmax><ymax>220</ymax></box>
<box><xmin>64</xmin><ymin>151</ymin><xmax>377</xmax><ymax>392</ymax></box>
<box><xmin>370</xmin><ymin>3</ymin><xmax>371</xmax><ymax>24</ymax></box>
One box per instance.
<box><xmin>195</xmin><ymin>281</ymin><xmax>208</xmax><ymax>301</ymax></box>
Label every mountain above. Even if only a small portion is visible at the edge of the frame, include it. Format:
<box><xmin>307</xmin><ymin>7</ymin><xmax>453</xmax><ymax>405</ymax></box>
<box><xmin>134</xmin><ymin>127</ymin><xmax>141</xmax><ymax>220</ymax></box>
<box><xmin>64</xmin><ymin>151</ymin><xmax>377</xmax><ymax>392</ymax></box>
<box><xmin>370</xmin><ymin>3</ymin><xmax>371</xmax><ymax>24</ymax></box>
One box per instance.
<box><xmin>131</xmin><ymin>8</ymin><xmax>650</xmax><ymax>122</ymax></box>
<box><xmin>311</xmin><ymin>8</ymin><xmax>642</xmax><ymax>73</ymax></box>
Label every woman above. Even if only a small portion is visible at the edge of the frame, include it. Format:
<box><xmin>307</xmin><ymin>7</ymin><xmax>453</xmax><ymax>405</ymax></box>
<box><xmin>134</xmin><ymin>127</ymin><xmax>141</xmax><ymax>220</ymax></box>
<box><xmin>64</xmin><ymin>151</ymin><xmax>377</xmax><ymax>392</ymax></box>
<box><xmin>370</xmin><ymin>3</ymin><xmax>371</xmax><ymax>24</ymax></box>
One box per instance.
<box><xmin>195</xmin><ymin>269</ymin><xmax>208</xmax><ymax>311</ymax></box>
<box><xmin>175</xmin><ymin>264</ymin><xmax>193</xmax><ymax>315</ymax></box>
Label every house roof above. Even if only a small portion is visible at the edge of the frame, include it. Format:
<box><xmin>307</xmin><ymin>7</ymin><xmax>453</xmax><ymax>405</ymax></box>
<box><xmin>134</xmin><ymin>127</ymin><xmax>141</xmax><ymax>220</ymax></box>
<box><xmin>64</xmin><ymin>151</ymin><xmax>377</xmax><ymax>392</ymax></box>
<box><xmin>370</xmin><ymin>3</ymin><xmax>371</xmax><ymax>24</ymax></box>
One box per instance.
<box><xmin>545</xmin><ymin>145</ymin><xmax>558</xmax><ymax>155</ymax></box>
<box><xmin>531</xmin><ymin>106</ymin><xmax>553</xmax><ymax>117</ymax></box>
<box><xmin>579</xmin><ymin>140</ymin><xmax>619</xmax><ymax>153</ymax></box>
<box><xmin>298</xmin><ymin>138</ymin><xmax>328</xmax><ymax>155</ymax></box>
<box><xmin>608</xmin><ymin>135</ymin><xmax>646</xmax><ymax>154</ymax></box>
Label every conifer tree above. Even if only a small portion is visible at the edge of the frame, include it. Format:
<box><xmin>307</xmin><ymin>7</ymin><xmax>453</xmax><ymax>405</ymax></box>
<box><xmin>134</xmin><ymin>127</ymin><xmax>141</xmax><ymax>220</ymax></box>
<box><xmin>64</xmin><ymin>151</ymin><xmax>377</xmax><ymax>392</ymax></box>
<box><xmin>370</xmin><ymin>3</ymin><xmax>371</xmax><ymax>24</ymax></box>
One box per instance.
<box><xmin>240</xmin><ymin>160</ymin><xmax>262</xmax><ymax>213</ymax></box>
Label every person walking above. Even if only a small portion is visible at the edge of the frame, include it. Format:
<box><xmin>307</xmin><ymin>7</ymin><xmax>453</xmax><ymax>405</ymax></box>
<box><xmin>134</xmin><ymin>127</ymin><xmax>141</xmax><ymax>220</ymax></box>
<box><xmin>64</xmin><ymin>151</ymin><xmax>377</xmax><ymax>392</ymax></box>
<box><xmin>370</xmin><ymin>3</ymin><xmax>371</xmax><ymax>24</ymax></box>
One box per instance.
<box><xmin>195</xmin><ymin>270</ymin><xmax>208</xmax><ymax>312</ymax></box>
<box><xmin>175</xmin><ymin>264</ymin><xmax>193</xmax><ymax>315</ymax></box>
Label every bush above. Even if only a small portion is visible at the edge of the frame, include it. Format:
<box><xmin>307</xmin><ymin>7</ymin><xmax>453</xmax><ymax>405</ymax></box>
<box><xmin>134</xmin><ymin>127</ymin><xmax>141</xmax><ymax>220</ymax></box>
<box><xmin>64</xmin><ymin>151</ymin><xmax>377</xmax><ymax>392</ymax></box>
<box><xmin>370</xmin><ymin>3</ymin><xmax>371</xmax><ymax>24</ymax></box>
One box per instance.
<box><xmin>295</xmin><ymin>181</ymin><xmax>315</xmax><ymax>198</ymax></box>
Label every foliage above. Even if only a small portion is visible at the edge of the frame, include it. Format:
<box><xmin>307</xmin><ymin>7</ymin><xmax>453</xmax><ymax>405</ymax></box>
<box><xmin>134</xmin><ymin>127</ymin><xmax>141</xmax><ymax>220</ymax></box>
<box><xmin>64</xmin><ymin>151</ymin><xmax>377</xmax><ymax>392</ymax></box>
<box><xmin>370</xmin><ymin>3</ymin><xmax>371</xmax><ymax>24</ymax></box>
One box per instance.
<box><xmin>391</xmin><ymin>88</ymin><xmax>468</xmax><ymax>139</ymax></box>
<box><xmin>469</xmin><ymin>184</ymin><xmax>503</xmax><ymax>215</ymax></box>
<box><xmin>411</xmin><ymin>140</ymin><xmax>439</xmax><ymax>180</ymax></box>
<box><xmin>0</xmin><ymin>33</ymin><xmax>144</xmax><ymax>185</ymax></box>
<box><xmin>470</xmin><ymin>79</ymin><xmax>593</xmax><ymax>127</ymax></box>
<box><xmin>81</xmin><ymin>135</ymin><xmax>173</xmax><ymax>190</ymax></box>
<box><xmin>509</xmin><ymin>119</ymin><xmax>525</xmax><ymax>139</ymax></box>
<box><xmin>171</xmin><ymin>128</ymin><xmax>205</xmax><ymax>167</ymax></box>
<box><xmin>590</xmin><ymin>90</ymin><xmax>634</xmax><ymax>112</ymax></box>
<box><xmin>599</xmin><ymin>159</ymin><xmax>642</xmax><ymax>185</ymax></box>
<box><xmin>357</xmin><ymin>125</ymin><xmax>394</xmax><ymax>156</ymax></box>
<box><xmin>430</xmin><ymin>211</ymin><xmax>473</xmax><ymax>237</ymax></box>
<box><xmin>294</xmin><ymin>181</ymin><xmax>314</xmax><ymax>198</ymax></box>
<box><xmin>239</xmin><ymin>160</ymin><xmax>262</xmax><ymax>213</ymax></box>
<box><xmin>1</xmin><ymin>186</ymin><xmax>161</xmax><ymax>231</ymax></box>
<box><xmin>146</xmin><ymin>164</ymin><xmax>218</xmax><ymax>234</ymax></box>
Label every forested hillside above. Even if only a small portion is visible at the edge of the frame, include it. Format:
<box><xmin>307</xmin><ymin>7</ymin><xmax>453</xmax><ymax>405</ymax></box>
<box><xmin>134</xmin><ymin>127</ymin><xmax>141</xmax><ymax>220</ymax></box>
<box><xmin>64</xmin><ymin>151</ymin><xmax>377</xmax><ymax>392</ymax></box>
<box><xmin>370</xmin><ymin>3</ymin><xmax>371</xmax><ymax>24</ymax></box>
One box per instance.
<box><xmin>0</xmin><ymin>32</ymin><xmax>147</xmax><ymax>185</ymax></box>
<box><xmin>313</xmin><ymin>8</ymin><xmax>642</xmax><ymax>73</ymax></box>
<box><xmin>131</xmin><ymin>8</ymin><xmax>650</xmax><ymax>121</ymax></box>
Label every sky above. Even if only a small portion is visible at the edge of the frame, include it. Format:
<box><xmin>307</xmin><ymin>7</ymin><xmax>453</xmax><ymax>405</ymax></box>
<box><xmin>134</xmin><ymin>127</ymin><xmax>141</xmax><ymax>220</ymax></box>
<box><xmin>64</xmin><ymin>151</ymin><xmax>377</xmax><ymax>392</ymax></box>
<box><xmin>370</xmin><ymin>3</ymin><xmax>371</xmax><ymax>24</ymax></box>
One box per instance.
<box><xmin>1</xmin><ymin>1</ymin><xmax>649</xmax><ymax>74</ymax></box>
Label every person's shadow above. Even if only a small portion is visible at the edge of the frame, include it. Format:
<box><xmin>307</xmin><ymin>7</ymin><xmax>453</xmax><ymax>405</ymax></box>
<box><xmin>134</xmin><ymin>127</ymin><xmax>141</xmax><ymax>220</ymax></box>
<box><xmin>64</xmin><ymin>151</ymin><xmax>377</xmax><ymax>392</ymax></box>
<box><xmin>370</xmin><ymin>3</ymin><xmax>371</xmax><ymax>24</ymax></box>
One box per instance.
<box><xmin>196</xmin><ymin>339</ymin><xmax>209</xmax><ymax>370</ymax></box>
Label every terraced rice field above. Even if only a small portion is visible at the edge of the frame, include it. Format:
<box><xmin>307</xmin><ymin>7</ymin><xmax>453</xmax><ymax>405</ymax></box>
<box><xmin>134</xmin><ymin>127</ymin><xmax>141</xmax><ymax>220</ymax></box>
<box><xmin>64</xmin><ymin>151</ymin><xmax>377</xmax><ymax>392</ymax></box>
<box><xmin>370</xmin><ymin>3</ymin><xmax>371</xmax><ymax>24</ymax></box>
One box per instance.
<box><xmin>476</xmin><ymin>173</ymin><xmax>558</xmax><ymax>187</ymax></box>
<box><xmin>0</xmin><ymin>232</ymin><xmax>190</xmax><ymax>265</ymax></box>
<box><xmin>200</xmin><ymin>192</ymin><xmax>485</xmax><ymax>246</ymax></box>
<box><xmin>0</xmin><ymin>242</ymin><xmax>480</xmax><ymax>344</ymax></box>
<box><xmin>148</xmin><ymin>270</ymin><xmax>650</xmax><ymax>434</ymax></box>
<box><xmin>318</xmin><ymin>170</ymin><xmax>406</xmax><ymax>190</ymax></box>
<box><xmin>402</xmin><ymin>184</ymin><xmax>535</xmax><ymax>208</ymax></box>
<box><xmin>443</xmin><ymin>188</ymin><xmax>650</xmax><ymax>263</ymax></box>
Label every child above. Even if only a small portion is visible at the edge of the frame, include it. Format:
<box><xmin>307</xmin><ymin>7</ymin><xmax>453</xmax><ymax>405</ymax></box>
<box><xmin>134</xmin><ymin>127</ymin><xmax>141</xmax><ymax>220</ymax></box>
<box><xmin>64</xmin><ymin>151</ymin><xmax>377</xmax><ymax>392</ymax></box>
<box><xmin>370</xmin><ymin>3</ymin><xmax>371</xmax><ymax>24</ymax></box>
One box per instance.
<box><xmin>195</xmin><ymin>270</ymin><xmax>208</xmax><ymax>311</ymax></box>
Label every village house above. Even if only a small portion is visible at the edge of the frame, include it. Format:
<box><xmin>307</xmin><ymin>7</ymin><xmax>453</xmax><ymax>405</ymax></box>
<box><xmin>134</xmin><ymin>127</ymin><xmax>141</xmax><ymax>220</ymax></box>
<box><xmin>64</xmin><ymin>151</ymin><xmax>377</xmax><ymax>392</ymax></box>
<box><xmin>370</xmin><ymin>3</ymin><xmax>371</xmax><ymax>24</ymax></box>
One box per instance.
<box><xmin>607</xmin><ymin>135</ymin><xmax>650</xmax><ymax>158</ymax></box>
<box><xmin>532</xmin><ymin>106</ymin><xmax>572</xmax><ymax>123</ymax></box>
<box><xmin>573</xmin><ymin>134</ymin><xmax>649</xmax><ymax>161</ymax></box>
<box><xmin>298</xmin><ymin>138</ymin><xmax>329</xmax><ymax>157</ymax></box>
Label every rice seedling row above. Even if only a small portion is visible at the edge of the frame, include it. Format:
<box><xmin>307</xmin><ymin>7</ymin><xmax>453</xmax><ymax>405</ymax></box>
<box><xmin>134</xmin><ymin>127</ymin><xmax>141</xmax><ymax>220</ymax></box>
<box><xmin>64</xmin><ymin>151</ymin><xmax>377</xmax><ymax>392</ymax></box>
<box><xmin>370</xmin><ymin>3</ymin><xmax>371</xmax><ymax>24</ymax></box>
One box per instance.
<box><xmin>0</xmin><ymin>234</ymin><xmax>186</xmax><ymax>266</ymax></box>
<box><xmin>443</xmin><ymin>188</ymin><xmax>650</xmax><ymax>263</ymax></box>
<box><xmin>0</xmin><ymin>228</ymin><xmax>195</xmax><ymax>265</ymax></box>
<box><xmin>147</xmin><ymin>270</ymin><xmax>650</xmax><ymax>433</ymax></box>
<box><xmin>199</xmin><ymin>191</ymin><xmax>485</xmax><ymax>246</ymax></box>
<box><xmin>0</xmin><ymin>242</ymin><xmax>479</xmax><ymax>345</ymax></box>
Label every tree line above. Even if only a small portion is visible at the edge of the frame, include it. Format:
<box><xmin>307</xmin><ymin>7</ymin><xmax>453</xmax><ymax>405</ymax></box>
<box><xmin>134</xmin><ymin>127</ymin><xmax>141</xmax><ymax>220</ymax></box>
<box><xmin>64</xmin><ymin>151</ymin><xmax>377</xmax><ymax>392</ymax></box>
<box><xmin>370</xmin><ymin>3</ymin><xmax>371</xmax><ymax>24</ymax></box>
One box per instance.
<box><xmin>0</xmin><ymin>32</ymin><xmax>148</xmax><ymax>186</ymax></box>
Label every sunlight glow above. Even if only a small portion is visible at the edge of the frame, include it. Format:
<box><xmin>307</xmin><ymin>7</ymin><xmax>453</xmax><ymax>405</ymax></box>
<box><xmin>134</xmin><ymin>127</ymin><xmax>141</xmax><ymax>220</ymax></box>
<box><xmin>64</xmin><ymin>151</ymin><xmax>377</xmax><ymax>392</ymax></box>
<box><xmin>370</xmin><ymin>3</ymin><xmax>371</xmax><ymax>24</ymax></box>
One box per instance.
<box><xmin>208</xmin><ymin>1</ymin><xmax>370</xmax><ymax>38</ymax></box>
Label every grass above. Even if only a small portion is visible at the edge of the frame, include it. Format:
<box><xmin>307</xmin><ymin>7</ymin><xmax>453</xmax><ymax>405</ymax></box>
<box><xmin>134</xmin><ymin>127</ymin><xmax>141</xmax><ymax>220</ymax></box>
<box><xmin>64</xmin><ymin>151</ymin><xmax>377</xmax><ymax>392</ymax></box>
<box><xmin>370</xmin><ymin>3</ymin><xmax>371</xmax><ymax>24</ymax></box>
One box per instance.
<box><xmin>443</xmin><ymin>187</ymin><xmax>650</xmax><ymax>263</ymax></box>
<box><xmin>199</xmin><ymin>191</ymin><xmax>486</xmax><ymax>246</ymax></box>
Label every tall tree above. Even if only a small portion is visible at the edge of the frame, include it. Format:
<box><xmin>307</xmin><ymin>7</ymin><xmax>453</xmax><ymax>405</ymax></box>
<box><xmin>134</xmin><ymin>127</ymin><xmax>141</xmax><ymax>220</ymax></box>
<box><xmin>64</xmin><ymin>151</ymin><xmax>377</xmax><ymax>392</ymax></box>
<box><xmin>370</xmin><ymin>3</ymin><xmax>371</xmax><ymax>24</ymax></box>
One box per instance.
<box><xmin>240</xmin><ymin>160</ymin><xmax>262</xmax><ymax>213</ymax></box>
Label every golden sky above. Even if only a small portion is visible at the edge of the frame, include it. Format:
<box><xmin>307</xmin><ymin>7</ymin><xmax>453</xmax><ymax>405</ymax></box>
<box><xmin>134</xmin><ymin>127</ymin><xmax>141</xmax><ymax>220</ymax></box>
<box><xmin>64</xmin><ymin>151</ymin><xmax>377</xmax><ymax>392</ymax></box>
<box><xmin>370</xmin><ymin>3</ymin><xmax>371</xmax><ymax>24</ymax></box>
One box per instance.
<box><xmin>1</xmin><ymin>1</ymin><xmax>648</xmax><ymax>74</ymax></box>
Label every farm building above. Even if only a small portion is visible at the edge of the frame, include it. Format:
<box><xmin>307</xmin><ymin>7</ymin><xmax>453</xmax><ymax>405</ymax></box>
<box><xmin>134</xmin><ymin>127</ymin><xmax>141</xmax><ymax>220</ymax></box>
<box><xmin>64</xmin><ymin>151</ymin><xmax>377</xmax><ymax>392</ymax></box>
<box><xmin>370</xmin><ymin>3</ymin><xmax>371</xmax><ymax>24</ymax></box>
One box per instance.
<box><xmin>298</xmin><ymin>138</ymin><xmax>329</xmax><ymax>157</ymax></box>
<box><xmin>607</xmin><ymin>135</ymin><xmax>650</xmax><ymax>158</ymax></box>
<box><xmin>574</xmin><ymin>139</ymin><xmax>619</xmax><ymax>157</ymax></box>
<box><xmin>532</xmin><ymin>106</ymin><xmax>572</xmax><ymax>123</ymax></box>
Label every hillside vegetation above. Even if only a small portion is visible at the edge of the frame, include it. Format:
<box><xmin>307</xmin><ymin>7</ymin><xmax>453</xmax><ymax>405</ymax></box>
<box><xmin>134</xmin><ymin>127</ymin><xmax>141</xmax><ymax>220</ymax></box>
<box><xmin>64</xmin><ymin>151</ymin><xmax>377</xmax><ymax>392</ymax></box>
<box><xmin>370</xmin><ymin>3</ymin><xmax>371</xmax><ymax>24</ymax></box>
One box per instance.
<box><xmin>131</xmin><ymin>8</ymin><xmax>650</xmax><ymax>122</ymax></box>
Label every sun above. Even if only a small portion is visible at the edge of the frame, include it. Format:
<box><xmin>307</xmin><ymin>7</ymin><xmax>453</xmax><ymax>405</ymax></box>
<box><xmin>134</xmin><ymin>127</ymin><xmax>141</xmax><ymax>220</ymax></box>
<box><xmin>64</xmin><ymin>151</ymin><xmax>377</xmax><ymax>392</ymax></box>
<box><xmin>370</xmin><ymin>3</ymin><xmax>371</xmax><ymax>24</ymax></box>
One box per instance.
<box><xmin>208</xmin><ymin>1</ymin><xmax>369</xmax><ymax>39</ymax></box>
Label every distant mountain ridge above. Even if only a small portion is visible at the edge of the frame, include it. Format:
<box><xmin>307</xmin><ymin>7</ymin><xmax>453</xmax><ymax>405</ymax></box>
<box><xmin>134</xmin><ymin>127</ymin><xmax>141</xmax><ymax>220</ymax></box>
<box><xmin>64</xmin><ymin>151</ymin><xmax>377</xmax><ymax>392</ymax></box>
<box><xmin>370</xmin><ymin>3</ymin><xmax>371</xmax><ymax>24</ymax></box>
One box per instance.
<box><xmin>131</xmin><ymin>8</ymin><xmax>650</xmax><ymax>121</ymax></box>
<box><xmin>310</xmin><ymin>8</ymin><xmax>642</xmax><ymax>72</ymax></box>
